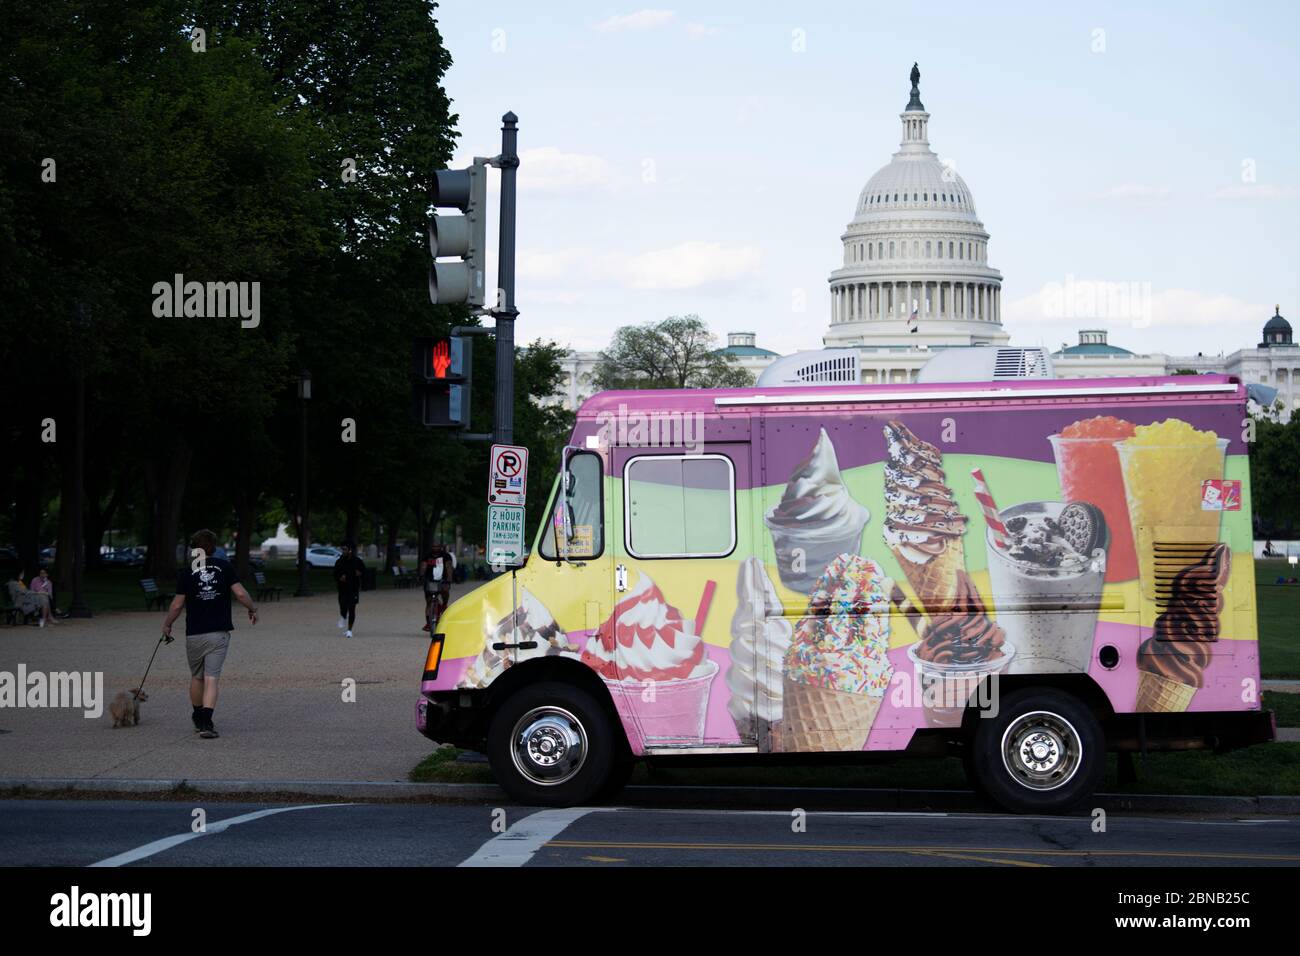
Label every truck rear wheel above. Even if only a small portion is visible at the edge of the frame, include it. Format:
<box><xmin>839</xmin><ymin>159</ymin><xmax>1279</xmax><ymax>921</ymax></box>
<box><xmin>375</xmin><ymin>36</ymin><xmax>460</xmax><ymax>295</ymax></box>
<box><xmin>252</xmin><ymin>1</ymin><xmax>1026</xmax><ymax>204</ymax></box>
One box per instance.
<box><xmin>487</xmin><ymin>681</ymin><xmax>615</xmax><ymax>806</ymax></box>
<box><xmin>968</xmin><ymin>688</ymin><xmax>1105</xmax><ymax>814</ymax></box>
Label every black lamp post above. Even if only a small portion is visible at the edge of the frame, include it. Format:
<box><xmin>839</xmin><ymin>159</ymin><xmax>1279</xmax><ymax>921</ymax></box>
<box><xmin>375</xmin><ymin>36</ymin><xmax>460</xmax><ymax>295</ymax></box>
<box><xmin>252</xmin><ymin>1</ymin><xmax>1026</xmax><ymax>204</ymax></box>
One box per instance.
<box><xmin>294</xmin><ymin>369</ymin><xmax>313</xmax><ymax>597</ymax></box>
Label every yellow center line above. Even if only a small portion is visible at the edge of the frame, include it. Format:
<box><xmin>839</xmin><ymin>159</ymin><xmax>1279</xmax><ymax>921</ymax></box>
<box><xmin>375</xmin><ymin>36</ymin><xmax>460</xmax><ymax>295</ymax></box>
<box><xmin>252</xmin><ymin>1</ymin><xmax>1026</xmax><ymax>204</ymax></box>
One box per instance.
<box><xmin>546</xmin><ymin>840</ymin><xmax>1300</xmax><ymax>863</ymax></box>
<box><xmin>906</xmin><ymin>849</ymin><xmax>1049</xmax><ymax>867</ymax></box>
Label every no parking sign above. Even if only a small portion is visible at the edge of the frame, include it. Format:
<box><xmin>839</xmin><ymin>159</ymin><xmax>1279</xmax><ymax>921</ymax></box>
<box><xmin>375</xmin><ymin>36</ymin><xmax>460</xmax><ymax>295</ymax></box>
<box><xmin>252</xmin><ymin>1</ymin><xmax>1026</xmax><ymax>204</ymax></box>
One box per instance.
<box><xmin>488</xmin><ymin>443</ymin><xmax>528</xmax><ymax>506</ymax></box>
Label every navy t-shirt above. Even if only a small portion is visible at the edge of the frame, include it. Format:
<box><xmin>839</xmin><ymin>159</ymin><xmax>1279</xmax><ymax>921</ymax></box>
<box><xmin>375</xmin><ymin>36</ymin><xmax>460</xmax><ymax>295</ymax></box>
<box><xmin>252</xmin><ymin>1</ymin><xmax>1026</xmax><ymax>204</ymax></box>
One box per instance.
<box><xmin>177</xmin><ymin>556</ymin><xmax>240</xmax><ymax>636</ymax></box>
<box><xmin>334</xmin><ymin>555</ymin><xmax>365</xmax><ymax>595</ymax></box>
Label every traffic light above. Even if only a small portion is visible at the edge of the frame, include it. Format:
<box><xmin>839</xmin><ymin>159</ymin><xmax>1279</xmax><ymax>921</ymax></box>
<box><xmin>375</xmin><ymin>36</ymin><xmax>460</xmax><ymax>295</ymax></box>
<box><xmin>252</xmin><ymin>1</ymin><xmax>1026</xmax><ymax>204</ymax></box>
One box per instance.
<box><xmin>428</xmin><ymin>164</ymin><xmax>487</xmax><ymax>307</ymax></box>
<box><xmin>411</xmin><ymin>335</ymin><xmax>472</xmax><ymax>428</ymax></box>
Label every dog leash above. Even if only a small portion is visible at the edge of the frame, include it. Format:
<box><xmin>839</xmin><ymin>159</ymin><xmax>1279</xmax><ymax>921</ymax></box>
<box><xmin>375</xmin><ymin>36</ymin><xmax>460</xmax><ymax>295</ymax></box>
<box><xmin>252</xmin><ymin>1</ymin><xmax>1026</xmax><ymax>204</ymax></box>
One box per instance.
<box><xmin>134</xmin><ymin>633</ymin><xmax>174</xmax><ymax>700</ymax></box>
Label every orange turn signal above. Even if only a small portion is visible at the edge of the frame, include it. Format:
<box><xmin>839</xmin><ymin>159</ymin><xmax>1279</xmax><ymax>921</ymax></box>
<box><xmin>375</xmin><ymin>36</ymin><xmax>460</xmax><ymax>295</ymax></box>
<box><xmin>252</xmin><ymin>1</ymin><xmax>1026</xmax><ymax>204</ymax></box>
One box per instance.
<box><xmin>423</xmin><ymin>635</ymin><xmax>445</xmax><ymax>681</ymax></box>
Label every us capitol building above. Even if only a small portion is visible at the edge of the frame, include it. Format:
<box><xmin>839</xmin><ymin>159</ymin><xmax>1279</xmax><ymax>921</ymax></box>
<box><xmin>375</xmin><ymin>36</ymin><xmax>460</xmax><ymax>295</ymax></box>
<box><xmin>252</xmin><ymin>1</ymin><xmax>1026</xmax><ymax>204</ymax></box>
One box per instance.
<box><xmin>554</xmin><ymin>65</ymin><xmax>1298</xmax><ymax>421</ymax></box>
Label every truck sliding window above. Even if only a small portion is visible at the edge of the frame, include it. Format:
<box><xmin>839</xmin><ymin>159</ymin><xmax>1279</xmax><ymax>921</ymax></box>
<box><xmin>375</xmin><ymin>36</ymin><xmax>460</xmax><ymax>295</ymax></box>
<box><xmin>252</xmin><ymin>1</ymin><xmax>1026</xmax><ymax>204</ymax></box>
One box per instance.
<box><xmin>624</xmin><ymin>454</ymin><xmax>736</xmax><ymax>559</ymax></box>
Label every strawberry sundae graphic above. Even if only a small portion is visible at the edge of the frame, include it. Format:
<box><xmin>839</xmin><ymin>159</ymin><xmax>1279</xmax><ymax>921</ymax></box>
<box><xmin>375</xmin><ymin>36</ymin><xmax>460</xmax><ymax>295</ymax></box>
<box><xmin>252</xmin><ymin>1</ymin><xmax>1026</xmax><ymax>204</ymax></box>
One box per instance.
<box><xmin>582</xmin><ymin>571</ymin><xmax>718</xmax><ymax>748</ymax></box>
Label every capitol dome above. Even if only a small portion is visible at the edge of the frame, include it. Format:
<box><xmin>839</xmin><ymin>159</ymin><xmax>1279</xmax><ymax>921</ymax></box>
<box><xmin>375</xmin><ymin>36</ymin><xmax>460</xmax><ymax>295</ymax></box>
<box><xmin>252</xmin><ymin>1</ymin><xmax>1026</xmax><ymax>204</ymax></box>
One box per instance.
<box><xmin>826</xmin><ymin>64</ymin><xmax>1007</xmax><ymax>351</ymax></box>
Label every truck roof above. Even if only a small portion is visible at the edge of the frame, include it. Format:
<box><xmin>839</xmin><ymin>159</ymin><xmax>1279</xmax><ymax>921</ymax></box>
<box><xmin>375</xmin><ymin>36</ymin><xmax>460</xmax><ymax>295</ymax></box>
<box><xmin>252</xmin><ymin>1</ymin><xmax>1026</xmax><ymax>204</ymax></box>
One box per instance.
<box><xmin>575</xmin><ymin>374</ymin><xmax>1243</xmax><ymax>419</ymax></box>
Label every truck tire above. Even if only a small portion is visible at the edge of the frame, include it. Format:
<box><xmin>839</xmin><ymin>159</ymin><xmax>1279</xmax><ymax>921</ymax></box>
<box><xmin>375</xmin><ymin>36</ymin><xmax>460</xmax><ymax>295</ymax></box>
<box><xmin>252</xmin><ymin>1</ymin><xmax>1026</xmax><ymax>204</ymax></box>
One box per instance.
<box><xmin>968</xmin><ymin>688</ymin><xmax>1105</xmax><ymax>814</ymax></box>
<box><xmin>487</xmin><ymin>681</ymin><xmax>615</xmax><ymax>807</ymax></box>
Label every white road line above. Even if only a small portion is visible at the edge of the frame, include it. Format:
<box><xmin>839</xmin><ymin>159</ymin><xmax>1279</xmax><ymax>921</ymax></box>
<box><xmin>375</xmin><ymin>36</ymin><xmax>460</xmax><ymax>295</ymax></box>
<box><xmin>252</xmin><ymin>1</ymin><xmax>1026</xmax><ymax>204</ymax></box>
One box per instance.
<box><xmin>459</xmin><ymin>808</ymin><xmax>605</xmax><ymax>867</ymax></box>
<box><xmin>89</xmin><ymin>803</ymin><xmax>353</xmax><ymax>867</ymax></box>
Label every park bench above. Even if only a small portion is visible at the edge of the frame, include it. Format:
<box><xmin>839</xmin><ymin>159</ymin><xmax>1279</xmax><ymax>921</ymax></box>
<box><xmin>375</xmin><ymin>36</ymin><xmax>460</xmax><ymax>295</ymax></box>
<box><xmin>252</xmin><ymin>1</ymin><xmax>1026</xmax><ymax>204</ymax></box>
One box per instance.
<box><xmin>2</xmin><ymin>585</ymin><xmax>37</xmax><ymax>625</ymax></box>
<box><xmin>391</xmin><ymin>566</ymin><xmax>416</xmax><ymax>589</ymax></box>
<box><xmin>138</xmin><ymin>578</ymin><xmax>171</xmax><ymax>611</ymax></box>
<box><xmin>253</xmin><ymin>570</ymin><xmax>282</xmax><ymax>602</ymax></box>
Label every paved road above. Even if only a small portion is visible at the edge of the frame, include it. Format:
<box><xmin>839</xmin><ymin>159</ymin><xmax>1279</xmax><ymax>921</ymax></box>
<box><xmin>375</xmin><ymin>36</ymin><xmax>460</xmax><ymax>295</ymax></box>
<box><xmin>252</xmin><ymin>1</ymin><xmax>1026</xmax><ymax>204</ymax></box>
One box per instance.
<box><xmin>0</xmin><ymin>582</ymin><xmax>478</xmax><ymax>782</ymax></box>
<box><xmin>4</xmin><ymin>799</ymin><xmax>1299</xmax><ymax>867</ymax></box>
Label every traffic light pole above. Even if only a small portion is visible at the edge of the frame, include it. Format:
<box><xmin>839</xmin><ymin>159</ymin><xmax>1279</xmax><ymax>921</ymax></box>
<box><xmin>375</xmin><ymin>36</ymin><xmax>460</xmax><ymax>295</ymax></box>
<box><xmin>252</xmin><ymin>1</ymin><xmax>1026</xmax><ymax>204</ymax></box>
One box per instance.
<box><xmin>492</xmin><ymin>111</ymin><xmax>519</xmax><ymax>445</ymax></box>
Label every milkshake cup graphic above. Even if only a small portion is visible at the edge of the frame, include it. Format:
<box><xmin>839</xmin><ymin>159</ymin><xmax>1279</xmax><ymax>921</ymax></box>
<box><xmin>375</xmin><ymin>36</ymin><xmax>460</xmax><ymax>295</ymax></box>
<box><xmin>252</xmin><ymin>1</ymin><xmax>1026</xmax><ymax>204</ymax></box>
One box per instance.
<box><xmin>765</xmin><ymin>428</ymin><xmax>870</xmax><ymax>593</ymax></box>
<box><xmin>906</xmin><ymin>571</ymin><xmax>1014</xmax><ymax>726</ymax></box>
<box><xmin>1115</xmin><ymin>420</ymin><xmax>1228</xmax><ymax>587</ymax></box>
<box><xmin>1048</xmin><ymin>415</ymin><xmax>1137</xmax><ymax>582</ymax></box>
<box><xmin>984</xmin><ymin>501</ymin><xmax>1107</xmax><ymax>674</ymax></box>
<box><xmin>581</xmin><ymin>573</ymin><xmax>718</xmax><ymax>747</ymax></box>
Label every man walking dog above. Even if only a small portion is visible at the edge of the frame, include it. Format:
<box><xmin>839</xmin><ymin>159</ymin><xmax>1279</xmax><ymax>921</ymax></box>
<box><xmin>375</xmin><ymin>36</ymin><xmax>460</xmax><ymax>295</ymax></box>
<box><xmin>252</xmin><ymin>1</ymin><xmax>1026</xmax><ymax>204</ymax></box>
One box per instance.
<box><xmin>162</xmin><ymin>529</ymin><xmax>258</xmax><ymax>738</ymax></box>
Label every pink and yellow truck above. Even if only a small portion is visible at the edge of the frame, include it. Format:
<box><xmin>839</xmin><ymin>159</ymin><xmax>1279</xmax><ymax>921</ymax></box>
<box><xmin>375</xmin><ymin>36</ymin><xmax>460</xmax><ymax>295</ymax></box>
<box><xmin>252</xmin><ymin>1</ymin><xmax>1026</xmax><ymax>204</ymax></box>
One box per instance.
<box><xmin>416</xmin><ymin>374</ymin><xmax>1274</xmax><ymax>812</ymax></box>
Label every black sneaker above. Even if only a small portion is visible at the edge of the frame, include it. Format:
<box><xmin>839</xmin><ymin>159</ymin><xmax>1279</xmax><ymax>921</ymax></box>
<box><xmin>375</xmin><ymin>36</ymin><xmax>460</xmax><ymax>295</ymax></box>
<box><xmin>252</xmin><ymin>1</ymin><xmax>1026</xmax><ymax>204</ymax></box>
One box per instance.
<box><xmin>199</xmin><ymin>722</ymin><xmax>219</xmax><ymax>739</ymax></box>
<box><xmin>191</xmin><ymin>708</ymin><xmax>204</xmax><ymax>732</ymax></box>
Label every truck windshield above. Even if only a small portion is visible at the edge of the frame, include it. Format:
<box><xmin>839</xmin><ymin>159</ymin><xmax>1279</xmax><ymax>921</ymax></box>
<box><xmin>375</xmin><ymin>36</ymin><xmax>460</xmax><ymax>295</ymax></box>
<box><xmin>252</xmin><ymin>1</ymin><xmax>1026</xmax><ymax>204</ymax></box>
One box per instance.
<box><xmin>539</xmin><ymin>451</ymin><xmax>603</xmax><ymax>561</ymax></box>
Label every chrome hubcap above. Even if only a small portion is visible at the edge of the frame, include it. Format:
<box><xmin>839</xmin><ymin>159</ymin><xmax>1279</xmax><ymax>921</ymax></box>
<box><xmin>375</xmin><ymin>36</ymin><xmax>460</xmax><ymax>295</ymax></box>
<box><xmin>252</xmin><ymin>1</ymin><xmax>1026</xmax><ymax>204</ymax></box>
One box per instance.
<box><xmin>510</xmin><ymin>706</ymin><xmax>587</xmax><ymax>786</ymax></box>
<box><xmin>1000</xmin><ymin>710</ymin><xmax>1082</xmax><ymax>792</ymax></box>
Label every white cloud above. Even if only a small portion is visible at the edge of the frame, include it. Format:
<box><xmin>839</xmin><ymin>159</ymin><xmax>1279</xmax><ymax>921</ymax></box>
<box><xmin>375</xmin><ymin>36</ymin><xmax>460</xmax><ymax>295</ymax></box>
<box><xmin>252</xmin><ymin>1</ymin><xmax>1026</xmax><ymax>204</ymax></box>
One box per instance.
<box><xmin>1092</xmin><ymin>183</ymin><xmax>1172</xmax><ymax>201</ymax></box>
<box><xmin>1210</xmin><ymin>183</ymin><xmax>1296</xmax><ymax>201</ymax></box>
<box><xmin>592</xmin><ymin>9</ymin><xmax>676</xmax><ymax>32</ymax></box>
<box><xmin>622</xmin><ymin>241</ymin><xmax>761</xmax><ymax>289</ymax></box>
<box><xmin>519</xmin><ymin>241</ymin><xmax>762</xmax><ymax>291</ymax></box>
<box><xmin>517</xmin><ymin>146</ymin><xmax>617</xmax><ymax>192</ymax></box>
<box><xmin>685</xmin><ymin>22</ymin><xmax>721</xmax><ymax>39</ymax></box>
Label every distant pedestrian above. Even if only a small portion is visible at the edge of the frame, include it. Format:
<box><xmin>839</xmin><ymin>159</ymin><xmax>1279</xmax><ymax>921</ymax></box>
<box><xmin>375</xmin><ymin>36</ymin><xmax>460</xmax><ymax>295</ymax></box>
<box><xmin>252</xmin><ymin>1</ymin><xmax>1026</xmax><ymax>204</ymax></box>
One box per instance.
<box><xmin>29</xmin><ymin>568</ymin><xmax>56</xmax><ymax>626</ymax></box>
<box><xmin>162</xmin><ymin>529</ymin><xmax>258</xmax><ymax>739</ymax></box>
<box><xmin>334</xmin><ymin>541</ymin><xmax>365</xmax><ymax>638</ymax></box>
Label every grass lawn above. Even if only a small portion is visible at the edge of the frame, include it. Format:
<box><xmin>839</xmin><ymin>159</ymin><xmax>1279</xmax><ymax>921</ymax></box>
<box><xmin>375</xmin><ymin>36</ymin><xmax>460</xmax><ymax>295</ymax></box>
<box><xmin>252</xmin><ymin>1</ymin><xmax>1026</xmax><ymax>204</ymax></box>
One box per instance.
<box><xmin>411</xmin><ymin>743</ymin><xmax>1300</xmax><ymax>796</ymax></box>
<box><xmin>1256</xmin><ymin>559</ymin><xmax>1300</xmax><ymax>678</ymax></box>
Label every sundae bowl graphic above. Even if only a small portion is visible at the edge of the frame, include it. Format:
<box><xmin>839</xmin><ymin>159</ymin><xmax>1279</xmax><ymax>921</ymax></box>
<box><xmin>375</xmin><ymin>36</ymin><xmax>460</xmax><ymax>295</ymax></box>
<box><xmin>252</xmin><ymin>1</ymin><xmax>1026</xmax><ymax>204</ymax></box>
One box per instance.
<box><xmin>582</xmin><ymin>572</ymin><xmax>718</xmax><ymax>748</ymax></box>
<box><xmin>765</xmin><ymin>428</ymin><xmax>869</xmax><ymax>593</ymax></box>
<box><xmin>458</xmin><ymin>586</ymin><xmax>579</xmax><ymax>689</ymax></box>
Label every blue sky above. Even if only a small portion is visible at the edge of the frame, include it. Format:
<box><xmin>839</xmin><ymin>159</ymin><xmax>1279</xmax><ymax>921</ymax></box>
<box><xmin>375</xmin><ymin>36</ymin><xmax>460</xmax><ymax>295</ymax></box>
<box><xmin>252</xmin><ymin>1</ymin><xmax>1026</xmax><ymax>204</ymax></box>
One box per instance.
<box><xmin>436</xmin><ymin>1</ymin><xmax>1299</xmax><ymax>357</ymax></box>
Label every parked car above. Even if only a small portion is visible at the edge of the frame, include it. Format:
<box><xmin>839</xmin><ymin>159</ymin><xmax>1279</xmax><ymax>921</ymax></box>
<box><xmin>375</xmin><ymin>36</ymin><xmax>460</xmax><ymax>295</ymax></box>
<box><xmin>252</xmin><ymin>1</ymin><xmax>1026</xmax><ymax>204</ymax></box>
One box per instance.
<box><xmin>298</xmin><ymin>546</ymin><xmax>342</xmax><ymax>569</ymax></box>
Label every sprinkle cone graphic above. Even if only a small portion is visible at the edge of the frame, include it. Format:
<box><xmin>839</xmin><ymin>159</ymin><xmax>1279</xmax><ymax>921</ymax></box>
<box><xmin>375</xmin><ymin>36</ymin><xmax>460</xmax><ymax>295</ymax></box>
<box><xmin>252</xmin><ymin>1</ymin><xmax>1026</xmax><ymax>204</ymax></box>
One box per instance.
<box><xmin>893</xmin><ymin>537</ymin><xmax>965</xmax><ymax>614</ymax></box>
<box><xmin>1135</xmin><ymin>670</ymin><xmax>1196</xmax><ymax>713</ymax></box>
<box><xmin>780</xmin><ymin>677</ymin><xmax>882</xmax><ymax>752</ymax></box>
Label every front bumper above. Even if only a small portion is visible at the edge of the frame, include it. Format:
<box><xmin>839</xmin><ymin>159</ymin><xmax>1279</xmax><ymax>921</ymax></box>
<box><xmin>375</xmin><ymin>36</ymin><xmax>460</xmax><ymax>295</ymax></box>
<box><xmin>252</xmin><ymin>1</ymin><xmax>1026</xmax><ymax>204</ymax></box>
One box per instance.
<box><xmin>416</xmin><ymin>689</ymin><xmax>488</xmax><ymax>751</ymax></box>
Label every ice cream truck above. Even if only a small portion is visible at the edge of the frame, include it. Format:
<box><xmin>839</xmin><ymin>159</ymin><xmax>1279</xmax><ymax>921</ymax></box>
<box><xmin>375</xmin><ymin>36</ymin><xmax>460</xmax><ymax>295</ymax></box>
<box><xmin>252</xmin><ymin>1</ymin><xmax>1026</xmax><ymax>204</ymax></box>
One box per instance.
<box><xmin>416</xmin><ymin>372</ymin><xmax>1274</xmax><ymax>813</ymax></box>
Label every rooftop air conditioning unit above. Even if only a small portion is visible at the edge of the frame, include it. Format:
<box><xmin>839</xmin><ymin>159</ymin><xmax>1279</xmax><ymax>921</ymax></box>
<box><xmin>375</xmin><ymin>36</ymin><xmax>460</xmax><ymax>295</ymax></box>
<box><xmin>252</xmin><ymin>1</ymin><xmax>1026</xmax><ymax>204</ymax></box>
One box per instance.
<box><xmin>916</xmin><ymin>347</ymin><xmax>1055</xmax><ymax>383</ymax></box>
<box><xmin>756</xmin><ymin>349</ymin><xmax>860</xmax><ymax>387</ymax></box>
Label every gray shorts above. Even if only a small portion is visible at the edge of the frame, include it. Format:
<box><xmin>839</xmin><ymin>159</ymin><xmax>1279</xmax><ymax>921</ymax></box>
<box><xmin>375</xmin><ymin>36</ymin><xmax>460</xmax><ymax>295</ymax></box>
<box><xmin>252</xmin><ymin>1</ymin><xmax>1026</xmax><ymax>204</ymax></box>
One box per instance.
<box><xmin>186</xmin><ymin>631</ymin><xmax>230</xmax><ymax>679</ymax></box>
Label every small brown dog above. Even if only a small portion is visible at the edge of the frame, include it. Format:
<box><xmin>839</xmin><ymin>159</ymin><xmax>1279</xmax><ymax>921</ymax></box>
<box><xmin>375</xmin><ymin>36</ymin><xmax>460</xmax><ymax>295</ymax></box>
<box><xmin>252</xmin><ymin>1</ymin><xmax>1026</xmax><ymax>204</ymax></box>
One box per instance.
<box><xmin>109</xmin><ymin>689</ymin><xmax>148</xmax><ymax>728</ymax></box>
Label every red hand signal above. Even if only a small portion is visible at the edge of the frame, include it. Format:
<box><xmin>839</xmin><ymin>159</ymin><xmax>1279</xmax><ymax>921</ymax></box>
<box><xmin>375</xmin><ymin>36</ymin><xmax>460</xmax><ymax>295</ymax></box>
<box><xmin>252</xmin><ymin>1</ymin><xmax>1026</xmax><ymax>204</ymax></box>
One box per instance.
<box><xmin>432</xmin><ymin>339</ymin><xmax>451</xmax><ymax>378</ymax></box>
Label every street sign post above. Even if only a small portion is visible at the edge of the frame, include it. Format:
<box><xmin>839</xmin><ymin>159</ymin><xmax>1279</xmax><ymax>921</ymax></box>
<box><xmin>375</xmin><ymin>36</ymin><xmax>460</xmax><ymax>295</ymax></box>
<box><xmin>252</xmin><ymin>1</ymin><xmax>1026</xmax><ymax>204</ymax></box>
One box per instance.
<box><xmin>488</xmin><ymin>443</ymin><xmax>528</xmax><ymax>506</ymax></box>
<box><xmin>487</xmin><ymin>504</ymin><xmax>526</xmax><ymax>567</ymax></box>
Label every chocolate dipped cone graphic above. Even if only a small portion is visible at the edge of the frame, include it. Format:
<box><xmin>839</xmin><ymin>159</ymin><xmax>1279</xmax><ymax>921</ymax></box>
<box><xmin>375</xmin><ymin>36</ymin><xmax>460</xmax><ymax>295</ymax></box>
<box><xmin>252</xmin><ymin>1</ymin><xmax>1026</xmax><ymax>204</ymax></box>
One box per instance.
<box><xmin>882</xmin><ymin>421</ymin><xmax>969</xmax><ymax>613</ymax></box>
<box><xmin>1135</xmin><ymin>543</ymin><xmax>1231</xmax><ymax>713</ymax></box>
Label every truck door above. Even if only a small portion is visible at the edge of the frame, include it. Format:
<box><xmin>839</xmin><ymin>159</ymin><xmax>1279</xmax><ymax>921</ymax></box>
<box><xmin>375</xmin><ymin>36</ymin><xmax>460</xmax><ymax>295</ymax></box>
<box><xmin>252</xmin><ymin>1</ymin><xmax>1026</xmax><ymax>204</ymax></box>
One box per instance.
<box><xmin>606</xmin><ymin>441</ymin><xmax>756</xmax><ymax>751</ymax></box>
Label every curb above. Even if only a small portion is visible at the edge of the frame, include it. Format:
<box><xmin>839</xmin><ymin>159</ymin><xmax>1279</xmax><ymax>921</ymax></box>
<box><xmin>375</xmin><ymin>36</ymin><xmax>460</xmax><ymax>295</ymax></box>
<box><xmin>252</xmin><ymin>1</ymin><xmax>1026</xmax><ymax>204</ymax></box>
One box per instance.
<box><xmin>3</xmin><ymin>777</ymin><xmax>1299</xmax><ymax>814</ymax></box>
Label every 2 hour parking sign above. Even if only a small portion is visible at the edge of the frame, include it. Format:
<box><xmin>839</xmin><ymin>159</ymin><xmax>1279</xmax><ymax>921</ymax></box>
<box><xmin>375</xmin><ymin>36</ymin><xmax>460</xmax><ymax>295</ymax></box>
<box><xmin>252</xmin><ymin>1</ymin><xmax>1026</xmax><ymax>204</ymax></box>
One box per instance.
<box><xmin>488</xmin><ymin>443</ymin><xmax>528</xmax><ymax>506</ymax></box>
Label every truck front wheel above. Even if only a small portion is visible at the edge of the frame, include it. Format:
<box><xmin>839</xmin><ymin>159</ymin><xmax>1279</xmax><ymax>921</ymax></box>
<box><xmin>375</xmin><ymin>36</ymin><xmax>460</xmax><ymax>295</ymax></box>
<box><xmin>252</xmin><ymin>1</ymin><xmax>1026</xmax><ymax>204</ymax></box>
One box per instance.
<box><xmin>968</xmin><ymin>688</ymin><xmax>1105</xmax><ymax>814</ymax></box>
<box><xmin>487</xmin><ymin>681</ymin><xmax>615</xmax><ymax>806</ymax></box>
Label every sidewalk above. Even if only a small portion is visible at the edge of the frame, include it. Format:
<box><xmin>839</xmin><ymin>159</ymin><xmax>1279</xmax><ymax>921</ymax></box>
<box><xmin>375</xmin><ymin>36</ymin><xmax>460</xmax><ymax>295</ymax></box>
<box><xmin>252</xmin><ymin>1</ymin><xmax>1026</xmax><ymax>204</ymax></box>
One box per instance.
<box><xmin>0</xmin><ymin>582</ymin><xmax>479</xmax><ymax>782</ymax></box>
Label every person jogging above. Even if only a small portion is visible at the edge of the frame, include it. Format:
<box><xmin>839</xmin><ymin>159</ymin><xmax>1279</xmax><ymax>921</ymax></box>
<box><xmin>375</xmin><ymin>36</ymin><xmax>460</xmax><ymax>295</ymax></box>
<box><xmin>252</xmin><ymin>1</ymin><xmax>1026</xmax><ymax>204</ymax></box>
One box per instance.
<box><xmin>334</xmin><ymin>541</ymin><xmax>366</xmax><ymax>638</ymax></box>
<box><xmin>162</xmin><ymin>529</ymin><xmax>258</xmax><ymax>739</ymax></box>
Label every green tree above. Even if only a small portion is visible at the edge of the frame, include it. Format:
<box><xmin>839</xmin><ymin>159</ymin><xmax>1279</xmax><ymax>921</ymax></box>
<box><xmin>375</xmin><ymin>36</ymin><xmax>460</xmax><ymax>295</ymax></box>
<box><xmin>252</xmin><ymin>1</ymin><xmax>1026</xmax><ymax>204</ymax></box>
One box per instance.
<box><xmin>1249</xmin><ymin>413</ymin><xmax>1300</xmax><ymax>536</ymax></box>
<box><xmin>592</xmin><ymin>315</ymin><xmax>752</xmax><ymax>390</ymax></box>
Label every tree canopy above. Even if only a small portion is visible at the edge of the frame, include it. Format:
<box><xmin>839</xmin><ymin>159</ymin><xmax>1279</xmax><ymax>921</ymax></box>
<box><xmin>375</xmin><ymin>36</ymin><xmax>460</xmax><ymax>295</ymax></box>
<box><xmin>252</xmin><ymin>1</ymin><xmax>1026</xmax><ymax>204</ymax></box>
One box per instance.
<box><xmin>591</xmin><ymin>315</ymin><xmax>753</xmax><ymax>390</ymax></box>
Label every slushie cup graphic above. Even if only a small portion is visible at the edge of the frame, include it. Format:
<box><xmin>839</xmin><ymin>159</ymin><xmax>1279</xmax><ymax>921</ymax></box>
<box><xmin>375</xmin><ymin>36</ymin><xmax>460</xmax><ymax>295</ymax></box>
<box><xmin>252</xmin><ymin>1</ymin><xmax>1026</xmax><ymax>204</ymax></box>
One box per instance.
<box><xmin>765</xmin><ymin>428</ymin><xmax>870</xmax><ymax>593</ymax></box>
<box><xmin>581</xmin><ymin>572</ymin><xmax>718</xmax><ymax>748</ymax></box>
<box><xmin>984</xmin><ymin>500</ymin><xmax>1108</xmax><ymax>674</ymax></box>
<box><xmin>1115</xmin><ymin>419</ymin><xmax>1228</xmax><ymax>587</ymax></box>
<box><xmin>1048</xmin><ymin>415</ymin><xmax>1137</xmax><ymax>582</ymax></box>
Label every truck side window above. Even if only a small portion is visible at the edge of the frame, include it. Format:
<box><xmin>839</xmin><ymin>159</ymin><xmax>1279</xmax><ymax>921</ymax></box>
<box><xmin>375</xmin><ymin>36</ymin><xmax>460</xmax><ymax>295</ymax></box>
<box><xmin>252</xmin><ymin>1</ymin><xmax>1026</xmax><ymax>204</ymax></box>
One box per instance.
<box><xmin>540</xmin><ymin>451</ymin><xmax>604</xmax><ymax>561</ymax></box>
<box><xmin>625</xmin><ymin>454</ymin><xmax>735</xmax><ymax>558</ymax></box>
